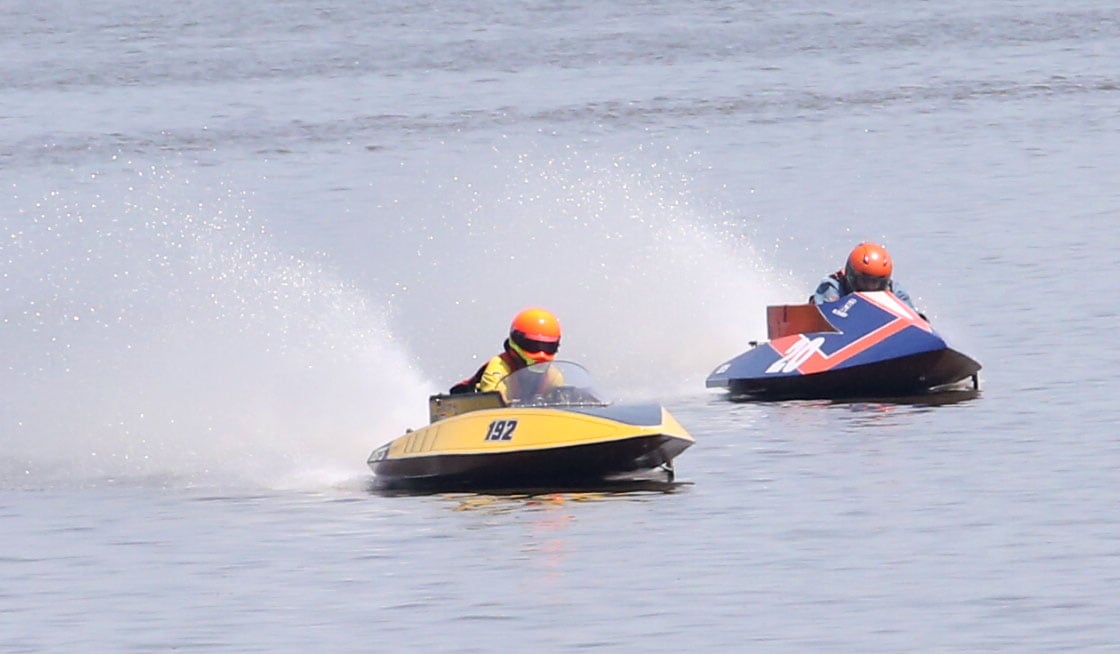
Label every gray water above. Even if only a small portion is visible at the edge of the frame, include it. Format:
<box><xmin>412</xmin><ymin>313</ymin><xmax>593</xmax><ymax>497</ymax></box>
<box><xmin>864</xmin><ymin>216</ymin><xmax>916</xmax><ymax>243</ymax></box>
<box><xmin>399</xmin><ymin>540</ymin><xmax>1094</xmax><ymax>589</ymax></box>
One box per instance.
<box><xmin>3</xmin><ymin>1</ymin><xmax>1119</xmax><ymax>651</ymax></box>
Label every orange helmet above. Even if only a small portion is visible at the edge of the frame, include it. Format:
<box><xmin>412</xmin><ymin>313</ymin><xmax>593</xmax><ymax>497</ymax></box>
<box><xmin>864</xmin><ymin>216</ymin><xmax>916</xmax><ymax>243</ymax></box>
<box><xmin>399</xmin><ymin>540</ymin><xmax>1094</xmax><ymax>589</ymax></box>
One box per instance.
<box><xmin>509</xmin><ymin>307</ymin><xmax>561</xmax><ymax>364</ymax></box>
<box><xmin>845</xmin><ymin>242</ymin><xmax>893</xmax><ymax>292</ymax></box>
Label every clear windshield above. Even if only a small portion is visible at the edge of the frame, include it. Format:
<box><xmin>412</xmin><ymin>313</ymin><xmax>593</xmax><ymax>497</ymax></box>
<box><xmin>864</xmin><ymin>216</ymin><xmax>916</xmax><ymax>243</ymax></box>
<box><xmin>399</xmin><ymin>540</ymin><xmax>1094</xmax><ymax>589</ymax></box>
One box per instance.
<box><xmin>498</xmin><ymin>360</ymin><xmax>608</xmax><ymax>407</ymax></box>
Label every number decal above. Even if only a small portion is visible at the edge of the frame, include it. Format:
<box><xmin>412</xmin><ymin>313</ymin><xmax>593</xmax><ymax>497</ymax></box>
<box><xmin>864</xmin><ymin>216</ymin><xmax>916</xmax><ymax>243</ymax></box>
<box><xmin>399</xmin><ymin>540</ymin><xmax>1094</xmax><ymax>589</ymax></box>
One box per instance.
<box><xmin>766</xmin><ymin>336</ymin><xmax>825</xmax><ymax>374</ymax></box>
<box><xmin>485</xmin><ymin>419</ymin><xmax>518</xmax><ymax>441</ymax></box>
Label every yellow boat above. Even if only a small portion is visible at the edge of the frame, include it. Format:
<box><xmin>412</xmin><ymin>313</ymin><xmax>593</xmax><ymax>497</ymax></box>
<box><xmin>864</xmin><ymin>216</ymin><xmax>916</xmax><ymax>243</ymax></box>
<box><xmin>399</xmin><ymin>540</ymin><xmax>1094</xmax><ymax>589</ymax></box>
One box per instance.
<box><xmin>367</xmin><ymin>362</ymin><xmax>695</xmax><ymax>490</ymax></box>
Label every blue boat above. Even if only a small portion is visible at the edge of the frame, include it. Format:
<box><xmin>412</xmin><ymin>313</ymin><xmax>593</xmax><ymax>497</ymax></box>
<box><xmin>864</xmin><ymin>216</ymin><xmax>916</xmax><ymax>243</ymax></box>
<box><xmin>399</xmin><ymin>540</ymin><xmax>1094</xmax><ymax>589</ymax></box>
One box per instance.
<box><xmin>706</xmin><ymin>291</ymin><xmax>981</xmax><ymax>400</ymax></box>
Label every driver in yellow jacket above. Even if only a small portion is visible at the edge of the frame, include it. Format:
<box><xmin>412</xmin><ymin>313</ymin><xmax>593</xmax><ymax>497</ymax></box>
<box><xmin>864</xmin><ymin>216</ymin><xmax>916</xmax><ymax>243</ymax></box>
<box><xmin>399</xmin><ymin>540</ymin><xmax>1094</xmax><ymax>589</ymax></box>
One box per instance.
<box><xmin>450</xmin><ymin>307</ymin><xmax>564</xmax><ymax>404</ymax></box>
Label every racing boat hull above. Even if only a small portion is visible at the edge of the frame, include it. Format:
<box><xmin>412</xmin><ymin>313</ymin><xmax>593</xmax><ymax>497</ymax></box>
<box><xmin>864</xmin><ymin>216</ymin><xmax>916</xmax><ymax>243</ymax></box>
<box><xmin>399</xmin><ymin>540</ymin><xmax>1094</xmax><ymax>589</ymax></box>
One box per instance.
<box><xmin>717</xmin><ymin>348</ymin><xmax>980</xmax><ymax>399</ymax></box>
<box><xmin>706</xmin><ymin>291</ymin><xmax>981</xmax><ymax>400</ymax></box>
<box><xmin>368</xmin><ymin>363</ymin><xmax>694</xmax><ymax>490</ymax></box>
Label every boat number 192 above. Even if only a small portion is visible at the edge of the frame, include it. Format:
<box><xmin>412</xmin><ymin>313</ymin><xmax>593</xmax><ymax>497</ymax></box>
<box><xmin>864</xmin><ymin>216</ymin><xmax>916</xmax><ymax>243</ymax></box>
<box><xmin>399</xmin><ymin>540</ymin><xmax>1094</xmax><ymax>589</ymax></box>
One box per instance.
<box><xmin>485</xmin><ymin>419</ymin><xmax>518</xmax><ymax>441</ymax></box>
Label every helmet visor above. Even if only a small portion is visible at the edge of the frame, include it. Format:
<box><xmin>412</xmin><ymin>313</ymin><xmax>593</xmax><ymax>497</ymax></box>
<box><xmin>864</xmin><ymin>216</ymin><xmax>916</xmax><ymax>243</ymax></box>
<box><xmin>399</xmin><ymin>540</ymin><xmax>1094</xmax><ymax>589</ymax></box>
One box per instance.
<box><xmin>849</xmin><ymin>271</ymin><xmax>890</xmax><ymax>292</ymax></box>
<box><xmin>511</xmin><ymin>331</ymin><xmax>559</xmax><ymax>356</ymax></box>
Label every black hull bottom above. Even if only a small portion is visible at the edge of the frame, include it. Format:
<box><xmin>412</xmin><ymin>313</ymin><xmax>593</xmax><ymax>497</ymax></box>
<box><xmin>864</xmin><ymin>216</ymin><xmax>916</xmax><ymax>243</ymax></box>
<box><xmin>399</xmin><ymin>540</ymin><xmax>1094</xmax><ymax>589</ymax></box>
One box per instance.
<box><xmin>369</xmin><ymin>474</ymin><xmax>688</xmax><ymax>496</ymax></box>
<box><xmin>371</xmin><ymin>435</ymin><xmax>690</xmax><ymax>492</ymax></box>
<box><xmin>726</xmin><ymin>349</ymin><xmax>982</xmax><ymax>401</ymax></box>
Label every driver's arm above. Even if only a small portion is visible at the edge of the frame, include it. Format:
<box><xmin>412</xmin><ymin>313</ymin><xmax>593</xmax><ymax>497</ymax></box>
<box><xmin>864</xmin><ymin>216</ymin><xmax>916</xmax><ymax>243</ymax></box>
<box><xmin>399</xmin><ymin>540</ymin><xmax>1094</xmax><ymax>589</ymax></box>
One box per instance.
<box><xmin>811</xmin><ymin>277</ymin><xmax>841</xmax><ymax>304</ymax></box>
<box><xmin>545</xmin><ymin>367</ymin><xmax>565</xmax><ymax>391</ymax></box>
<box><xmin>477</xmin><ymin>357</ymin><xmax>513</xmax><ymax>402</ymax></box>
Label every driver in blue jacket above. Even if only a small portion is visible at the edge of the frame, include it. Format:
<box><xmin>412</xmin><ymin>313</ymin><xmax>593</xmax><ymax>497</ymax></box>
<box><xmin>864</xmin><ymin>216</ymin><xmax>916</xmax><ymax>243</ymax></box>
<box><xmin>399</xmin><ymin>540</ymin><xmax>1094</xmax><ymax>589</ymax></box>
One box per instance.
<box><xmin>811</xmin><ymin>242</ymin><xmax>921</xmax><ymax>314</ymax></box>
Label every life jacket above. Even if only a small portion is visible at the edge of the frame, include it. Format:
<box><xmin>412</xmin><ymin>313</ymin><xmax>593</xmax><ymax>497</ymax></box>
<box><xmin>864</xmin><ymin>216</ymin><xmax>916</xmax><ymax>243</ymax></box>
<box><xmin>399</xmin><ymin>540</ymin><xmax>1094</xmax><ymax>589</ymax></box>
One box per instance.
<box><xmin>448</xmin><ymin>341</ymin><xmax>525</xmax><ymax>395</ymax></box>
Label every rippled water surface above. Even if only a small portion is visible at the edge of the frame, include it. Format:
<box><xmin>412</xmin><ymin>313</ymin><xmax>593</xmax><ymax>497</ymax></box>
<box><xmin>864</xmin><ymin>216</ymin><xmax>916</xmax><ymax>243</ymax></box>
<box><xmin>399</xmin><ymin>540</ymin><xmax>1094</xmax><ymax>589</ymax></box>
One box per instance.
<box><xmin>3</xmin><ymin>1</ymin><xmax>1119</xmax><ymax>651</ymax></box>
